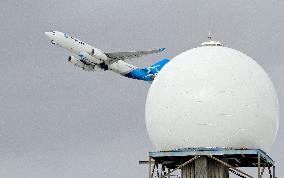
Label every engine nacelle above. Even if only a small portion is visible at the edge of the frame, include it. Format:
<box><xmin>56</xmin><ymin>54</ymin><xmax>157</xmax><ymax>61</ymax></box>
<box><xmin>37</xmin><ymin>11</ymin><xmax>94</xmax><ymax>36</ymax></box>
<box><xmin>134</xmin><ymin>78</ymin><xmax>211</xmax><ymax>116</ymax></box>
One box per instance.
<box><xmin>68</xmin><ymin>56</ymin><xmax>100</xmax><ymax>71</ymax></box>
<box><xmin>78</xmin><ymin>52</ymin><xmax>103</xmax><ymax>65</ymax></box>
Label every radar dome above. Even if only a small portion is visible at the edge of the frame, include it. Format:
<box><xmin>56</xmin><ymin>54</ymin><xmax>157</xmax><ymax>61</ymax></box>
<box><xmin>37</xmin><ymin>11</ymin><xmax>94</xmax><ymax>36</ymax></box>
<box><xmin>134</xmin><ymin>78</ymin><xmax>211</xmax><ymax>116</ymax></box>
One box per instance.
<box><xmin>145</xmin><ymin>43</ymin><xmax>279</xmax><ymax>152</ymax></box>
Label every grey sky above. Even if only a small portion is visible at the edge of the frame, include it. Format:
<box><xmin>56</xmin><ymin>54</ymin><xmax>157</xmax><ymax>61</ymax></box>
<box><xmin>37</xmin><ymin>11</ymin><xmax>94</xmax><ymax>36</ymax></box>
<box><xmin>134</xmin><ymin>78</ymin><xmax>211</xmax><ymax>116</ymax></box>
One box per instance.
<box><xmin>0</xmin><ymin>0</ymin><xmax>283</xmax><ymax>177</ymax></box>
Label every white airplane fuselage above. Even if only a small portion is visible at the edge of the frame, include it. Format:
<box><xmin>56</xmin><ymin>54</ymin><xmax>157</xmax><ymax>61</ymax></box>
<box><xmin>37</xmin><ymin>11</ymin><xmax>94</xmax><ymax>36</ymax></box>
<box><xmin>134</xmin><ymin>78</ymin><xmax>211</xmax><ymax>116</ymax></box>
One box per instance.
<box><xmin>45</xmin><ymin>31</ymin><xmax>170</xmax><ymax>81</ymax></box>
<box><xmin>45</xmin><ymin>31</ymin><xmax>136</xmax><ymax>74</ymax></box>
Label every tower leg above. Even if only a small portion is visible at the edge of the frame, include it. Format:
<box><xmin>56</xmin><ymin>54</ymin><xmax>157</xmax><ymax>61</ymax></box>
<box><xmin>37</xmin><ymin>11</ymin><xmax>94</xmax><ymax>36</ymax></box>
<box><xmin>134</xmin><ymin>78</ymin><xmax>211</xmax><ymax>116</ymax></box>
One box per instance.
<box><xmin>273</xmin><ymin>166</ymin><xmax>275</xmax><ymax>178</ymax></box>
<box><xmin>148</xmin><ymin>156</ymin><xmax>152</xmax><ymax>178</ymax></box>
<box><xmin>181</xmin><ymin>156</ymin><xmax>229</xmax><ymax>178</ymax></box>
<box><xmin>181</xmin><ymin>161</ymin><xmax>195</xmax><ymax>178</ymax></box>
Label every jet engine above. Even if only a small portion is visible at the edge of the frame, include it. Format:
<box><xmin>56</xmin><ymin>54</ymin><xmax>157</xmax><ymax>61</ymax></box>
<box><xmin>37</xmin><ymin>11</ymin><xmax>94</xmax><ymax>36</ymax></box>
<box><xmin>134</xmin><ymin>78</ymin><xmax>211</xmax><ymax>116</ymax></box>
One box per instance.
<box><xmin>68</xmin><ymin>56</ymin><xmax>100</xmax><ymax>71</ymax></box>
<box><xmin>78</xmin><ymin>51</ymin><xmax>103</xmax><ymax>65</ymax></box>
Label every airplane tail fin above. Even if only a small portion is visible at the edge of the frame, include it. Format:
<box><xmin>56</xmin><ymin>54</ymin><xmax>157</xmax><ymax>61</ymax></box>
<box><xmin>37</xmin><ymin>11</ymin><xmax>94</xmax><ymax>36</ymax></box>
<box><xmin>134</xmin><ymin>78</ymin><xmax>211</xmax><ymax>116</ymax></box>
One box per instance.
<box><xmin>142</xmin><ymin>58</ymin><xmax>170</xmax><ymax>76</ymax></box>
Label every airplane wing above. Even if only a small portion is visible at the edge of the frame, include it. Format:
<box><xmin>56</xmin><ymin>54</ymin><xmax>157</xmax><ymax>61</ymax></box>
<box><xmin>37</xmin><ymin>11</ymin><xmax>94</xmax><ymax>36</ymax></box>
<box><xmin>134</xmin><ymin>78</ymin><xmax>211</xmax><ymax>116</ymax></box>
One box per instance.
<box><xmin>104</xmin><ymin>48</ymin><xmax>166</xmax><ymax>64</ymax></box>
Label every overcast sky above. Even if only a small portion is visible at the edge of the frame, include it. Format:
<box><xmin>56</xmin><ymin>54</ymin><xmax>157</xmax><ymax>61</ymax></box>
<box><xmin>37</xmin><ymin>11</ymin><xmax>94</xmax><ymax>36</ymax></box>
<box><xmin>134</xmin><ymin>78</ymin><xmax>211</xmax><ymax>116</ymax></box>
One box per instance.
<box><xmin>0</xmin><ymin>0</ymin><xmax>283</xmax><ymax>177</ymax></box>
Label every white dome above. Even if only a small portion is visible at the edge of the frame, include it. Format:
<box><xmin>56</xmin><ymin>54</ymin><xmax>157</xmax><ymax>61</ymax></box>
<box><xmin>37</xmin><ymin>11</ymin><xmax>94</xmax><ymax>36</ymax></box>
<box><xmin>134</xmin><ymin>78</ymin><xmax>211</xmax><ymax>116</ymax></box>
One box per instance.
<box><xmin>145</xmin><ymin>46</ymin><xmax>279</xmax><ymax>152</ymax></box>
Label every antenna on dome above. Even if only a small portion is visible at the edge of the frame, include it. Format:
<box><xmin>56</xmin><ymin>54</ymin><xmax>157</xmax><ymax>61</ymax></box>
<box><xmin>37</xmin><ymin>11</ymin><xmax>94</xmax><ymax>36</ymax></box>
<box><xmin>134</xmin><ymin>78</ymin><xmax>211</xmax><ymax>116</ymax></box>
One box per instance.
<box><xmin>208</xmin><ymin>31</ymin><xmax>212</xmax><ymax>41</ymax></box>
<box><xmin>201</xmin><ymin>32</ymin><xmax>223</xmax><ymax>47</ymax></box>
<box><xmin>208</xmin><ymin>16</ymin><xmax>213</xmax><ymax>41</ymax></box>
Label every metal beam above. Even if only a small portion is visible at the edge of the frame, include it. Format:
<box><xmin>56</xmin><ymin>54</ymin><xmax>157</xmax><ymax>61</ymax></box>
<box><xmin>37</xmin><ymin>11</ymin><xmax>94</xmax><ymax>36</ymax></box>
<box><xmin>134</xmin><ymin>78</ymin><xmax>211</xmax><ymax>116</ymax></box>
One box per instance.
<box><xmin>273</xmin><ymin>166</ymin><xmax>275</xmax><ymax>178</ymax></box>
<box><xmin>207</xmin><ymin>155</ymin><xmax>253</xmax><ymax>178</ymax></box>
<box><xmin>149</xmin><ymin>156</ymin><xmax>152</xmax><ymax>178</ymax></box>
<box><xmin>258</xmin><ymin>153</ymin><xmax>261</xmax><ymax>178</ymax></box>
<box><xmin>139</xmin><ymin>160</ymin><xmax>155</xmax><ymax>164</ymax></box>
<box><xmin>160</xmin><ymin>156</ymin><xmax>200</xmax><ymax>178</ymax></box>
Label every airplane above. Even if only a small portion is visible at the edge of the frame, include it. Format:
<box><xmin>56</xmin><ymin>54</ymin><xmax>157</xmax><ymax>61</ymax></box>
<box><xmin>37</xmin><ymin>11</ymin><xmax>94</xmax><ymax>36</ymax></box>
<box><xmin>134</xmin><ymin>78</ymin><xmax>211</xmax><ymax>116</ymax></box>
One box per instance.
<box><xmin>45</xmin><ymin>31</ymin><xmax>170</xmax><ymax>81</ymax></box>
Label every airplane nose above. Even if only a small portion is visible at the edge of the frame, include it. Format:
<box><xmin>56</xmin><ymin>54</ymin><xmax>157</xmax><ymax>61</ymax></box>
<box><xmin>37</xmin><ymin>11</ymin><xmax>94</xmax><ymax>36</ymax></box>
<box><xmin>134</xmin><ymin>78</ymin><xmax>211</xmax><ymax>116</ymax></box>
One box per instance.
<box><xmin>45</xmin><ymin>32</ymin><xmax>58</xmax><ymax>45</ymax></box>
<box><xmin>45</xmin><ymin>32</ymin><xmax>52</xmax><ymax>39</ymax></box>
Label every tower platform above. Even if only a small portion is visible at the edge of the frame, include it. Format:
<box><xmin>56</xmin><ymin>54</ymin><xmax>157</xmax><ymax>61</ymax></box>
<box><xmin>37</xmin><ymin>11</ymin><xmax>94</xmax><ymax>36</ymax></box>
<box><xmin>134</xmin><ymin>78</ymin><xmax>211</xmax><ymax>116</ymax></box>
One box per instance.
<box><xmin>149</xmin><ymin>148</ymin><xmax>273</xmax><ymax>168</ymax></box>
<box><xmin>140</xmin><ymin>148</ymin><xmax>276</xmax><ymax>178</ymax></box>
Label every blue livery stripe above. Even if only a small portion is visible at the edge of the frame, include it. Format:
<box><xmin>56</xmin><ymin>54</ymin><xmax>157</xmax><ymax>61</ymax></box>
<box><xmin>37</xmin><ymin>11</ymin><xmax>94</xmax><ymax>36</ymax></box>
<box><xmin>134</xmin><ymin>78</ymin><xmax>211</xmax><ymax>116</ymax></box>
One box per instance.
<box><xmin>142</xmin><ymin>58</ymin><xmax>170</xmax><ymax>75</ymax></box>
<box><xmin>124</xmin><ymin>58</ymin><xmax>170</xmax><ymax>81</ymax></box>
<box><xmin>124</xmin><ymin>69</ymin><xmax>153</xmax><ymax>81</ymax></box>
